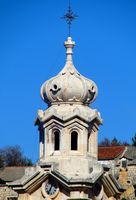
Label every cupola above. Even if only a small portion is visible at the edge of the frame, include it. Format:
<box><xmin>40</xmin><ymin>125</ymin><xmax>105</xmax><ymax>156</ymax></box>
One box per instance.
<box><xmin>40</xmin><ymin>37</ymin><xmax>98</xmax><ymax>106</ymax></box>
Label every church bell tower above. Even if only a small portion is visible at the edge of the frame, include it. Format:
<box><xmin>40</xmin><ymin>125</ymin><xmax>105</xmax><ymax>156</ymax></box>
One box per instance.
<box><xmin>5</xmin><ymin>4</ymin><xmax>125</xmax><ymax>200</ymax></box>
<box><xmin>35</xmin><ymin>4</ymin><xmax>103</xmax><ymax>199</ymax></box>
<box><xmin>35</xmin><ymin>35</ymin><xmax>103</xmax><ymax>199</ymax></box>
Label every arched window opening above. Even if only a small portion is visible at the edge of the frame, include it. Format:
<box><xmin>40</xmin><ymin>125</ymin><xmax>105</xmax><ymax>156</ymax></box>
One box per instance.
<box><xmin>54</xmin><ymin>130</ymin><xmax>60</xmax><ymax>151</ymax></box>
<box><xmin>71</xmin><ymin>131</ymin><xmax>78</xmax><ymax>150</ymax></box>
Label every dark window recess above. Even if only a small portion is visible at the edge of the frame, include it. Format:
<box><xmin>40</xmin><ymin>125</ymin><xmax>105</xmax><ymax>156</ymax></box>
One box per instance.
<box><xmin>54</xmin><ymin>131</ymin><xmax>60</xmax><ymax>150</ymax></box>
<box><xmin>7</xmin><ymin>198</ymin><xmax>18</xmax><ymax>200</ymax></box>
<box><xmin>122</xmin><ymin>160</ymin><xmax>127</xmax><ymax>168</ymax></box>
<box><xmin>71</xmin><ymin>131</ymin><xmax>78</xmax><ymax>150</ymax></box>
<box><xmin>93</xmin><ymin>182</ymin><xmax>102</xmax><ymax>196</ymax></box>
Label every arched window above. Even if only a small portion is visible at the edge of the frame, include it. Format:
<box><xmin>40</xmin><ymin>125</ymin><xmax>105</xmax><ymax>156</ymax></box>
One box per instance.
<box><xmin>71</xmin><ymin>131</ymin><xmax>78</xmax><ymax>150</ymax></box>
<box><xmin>54</xmin><ymin>130</ymin><xmax>60</xmax><ymax>151</ymax></box>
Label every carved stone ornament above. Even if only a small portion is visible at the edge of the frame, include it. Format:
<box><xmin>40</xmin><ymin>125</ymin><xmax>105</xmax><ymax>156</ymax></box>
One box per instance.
<box><xmin>40</xmin><ymin>37</ymin><xmax>98</xmax><ymax>106</ymax></box>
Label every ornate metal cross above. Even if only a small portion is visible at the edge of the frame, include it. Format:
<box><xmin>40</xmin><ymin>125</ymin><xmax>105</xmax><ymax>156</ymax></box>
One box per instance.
<box><xmin>62</xmin><ymin>0</ymin><xmax>78</xmax><ymax>36</ymax></box>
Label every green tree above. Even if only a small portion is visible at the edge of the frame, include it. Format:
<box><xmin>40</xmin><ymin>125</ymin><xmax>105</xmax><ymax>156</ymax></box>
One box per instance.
<box><xmin>99</xmin><ymin>138</ymin><xmax>111</xmax><ymax>146</ymax></box>
<box><xmin>111</xmin><ymin>137</ymin><xmax>121</xmax><ymax>146</ymax></box>
<box><xmin>99</xmin><ymin>137</ymin><xmax>129</xmax><ymax>147</ymax></box>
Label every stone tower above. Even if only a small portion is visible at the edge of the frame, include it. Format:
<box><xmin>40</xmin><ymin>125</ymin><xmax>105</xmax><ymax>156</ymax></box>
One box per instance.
<box><xmin>6</xmin><ymin>36</ymin><xmax>123</xmax><ymax>200</ymax></box>
<box><xmin>35</xmin><ymin>36</ymin><xmax>104</xmax><ymax>199</ymax></box>
<box><xmin>4</xmin><ymin>7</ymin><xmax>124</xmax><ymax>200</ymax></box>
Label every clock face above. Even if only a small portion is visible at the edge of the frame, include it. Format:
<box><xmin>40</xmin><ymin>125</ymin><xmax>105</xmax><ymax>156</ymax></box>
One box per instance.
<box><xmin>44</xmin><ymin>177</ymin><xmax>58</xmax><ymax>197</ymax></box>
<box><xmin>45</xmin><ymin>179</ymin><xmax>57</xmax><ymax>195</ymax></box>
<box><xmin>41</xmin><ymin>177</ymin><xmax>59</xmax><ymax>198</ymax></box>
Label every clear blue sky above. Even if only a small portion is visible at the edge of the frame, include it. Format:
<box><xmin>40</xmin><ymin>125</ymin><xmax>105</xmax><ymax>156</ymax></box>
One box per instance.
<box><xmin>0</xmin><ymin>0</ymin><xmax>136</xmax><ymax>163</ymax></box>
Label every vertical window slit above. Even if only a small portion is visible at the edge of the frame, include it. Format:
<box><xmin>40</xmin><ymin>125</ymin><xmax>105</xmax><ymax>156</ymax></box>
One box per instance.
<box><xmin>71</xmin><ymin>131</ymin><xmax>78</xmax><ymax>150</ymax></box>
<box><xmin>54</xmin><ymin>130</ymin><xmax>60</xmax><ymax>151</ymax></box>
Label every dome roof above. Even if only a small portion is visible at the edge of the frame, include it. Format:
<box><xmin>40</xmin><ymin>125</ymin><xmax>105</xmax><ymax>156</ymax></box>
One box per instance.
<box><xmin>41</xmin><ymin>37</ymin><xmax>98</xmax><ymax>106</ymax></box>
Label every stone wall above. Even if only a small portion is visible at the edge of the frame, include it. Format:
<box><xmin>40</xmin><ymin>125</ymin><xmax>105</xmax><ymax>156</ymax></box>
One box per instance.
<box><xmin>128</xmin><ymin>166</ymin><xmax>136</xmax><ymax>185</ymax></box>
<box><xmin>0</xmin><ymin>185</ymin><xmax>18</xmax><ymax>200</ymax></box>
<box><xmin>118</xmin><ymin>166</ymin><xmax>136</xmax><ymax>200</ymax></box>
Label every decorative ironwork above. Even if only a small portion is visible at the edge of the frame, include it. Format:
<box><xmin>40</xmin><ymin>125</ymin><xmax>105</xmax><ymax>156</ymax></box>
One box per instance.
<box><xmin>62</xmin><ymin>0</ymin><xmax>78</xmax><ymax>36</ymax></box>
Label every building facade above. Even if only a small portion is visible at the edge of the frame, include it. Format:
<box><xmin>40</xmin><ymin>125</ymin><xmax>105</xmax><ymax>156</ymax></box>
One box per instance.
<box><xmin>98</xmin><ymin>146</ymin><xmax>136</xmax><ymax>199</ymax></box>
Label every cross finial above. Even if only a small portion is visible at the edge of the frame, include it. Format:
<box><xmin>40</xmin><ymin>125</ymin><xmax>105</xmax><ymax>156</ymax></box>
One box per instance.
<box><xmin>62</xmin><ymin>0</ymin><xmax>78</xmax><ymax>37</ymax></box>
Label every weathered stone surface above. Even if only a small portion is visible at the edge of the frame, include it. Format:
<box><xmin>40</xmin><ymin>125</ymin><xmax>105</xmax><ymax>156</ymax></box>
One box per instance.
<box><xmin>0</xmin><ymin>186</ymin><xmax>18</xmax><ymax>200</ymax></box>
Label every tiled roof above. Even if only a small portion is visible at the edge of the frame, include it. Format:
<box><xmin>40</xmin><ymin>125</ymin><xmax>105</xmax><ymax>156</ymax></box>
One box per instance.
<box><xmin>98</xmin><ymin>146</ymin><xmax>126</xmax><ymax>160</ymax></box>
<box><xmin>0</xmin><ymin>166</ymin><xmax>27</xmax><ymax>182</ymax></box>
<box><xmin>123</xmin><ymin>146</ymin><xmax>136</xmax><ymax>160</ymax></box>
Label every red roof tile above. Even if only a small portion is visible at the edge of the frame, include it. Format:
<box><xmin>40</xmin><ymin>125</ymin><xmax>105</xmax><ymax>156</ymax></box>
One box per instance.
<box><xmin>98</xmin><ymin>146</ymin><xmax>126</xmax><ymax>160</ymax></box>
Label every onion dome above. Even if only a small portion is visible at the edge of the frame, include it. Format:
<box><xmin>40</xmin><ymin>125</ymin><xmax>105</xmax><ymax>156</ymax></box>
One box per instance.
<box><xmin>40</xmin><ymin>37</ymin><xmax>98</xmax><ymax>106</ymax></box>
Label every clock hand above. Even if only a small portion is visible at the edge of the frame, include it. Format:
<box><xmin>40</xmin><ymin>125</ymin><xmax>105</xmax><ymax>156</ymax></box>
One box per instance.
<box><xmin>48</xmin><ymin>184</ymin><xmax>52</xmax><ymax>193</ymax></box>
